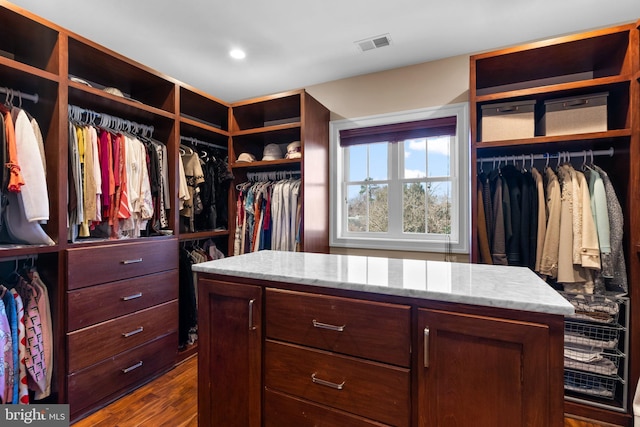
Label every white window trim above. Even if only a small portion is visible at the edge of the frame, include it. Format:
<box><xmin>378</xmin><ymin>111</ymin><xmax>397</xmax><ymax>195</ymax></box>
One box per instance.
<box><xmin>329</xmin><ymin>102</ymin><xmax>470</xmax><ymax>253</ymax></box>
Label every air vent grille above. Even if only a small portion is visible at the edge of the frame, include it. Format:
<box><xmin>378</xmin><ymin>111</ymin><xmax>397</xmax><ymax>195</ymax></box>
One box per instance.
<box><xmin>355</xmin><ymin>33</ymin><xmax>392</xmax><ymax>52</ymax></box>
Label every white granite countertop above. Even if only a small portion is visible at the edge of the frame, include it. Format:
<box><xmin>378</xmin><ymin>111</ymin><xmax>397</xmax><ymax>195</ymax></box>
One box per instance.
<box><xmin>192</xmin><ymin>250</ymin><xmax>574</xmax><ymax>315</ymax></box>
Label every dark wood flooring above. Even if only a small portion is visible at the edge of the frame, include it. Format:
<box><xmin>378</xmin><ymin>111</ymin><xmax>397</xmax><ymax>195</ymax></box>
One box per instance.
<box><xmin>70</xmin><ymin>354</ymin><xmax>617</xmax><ymax>427</ymax></box>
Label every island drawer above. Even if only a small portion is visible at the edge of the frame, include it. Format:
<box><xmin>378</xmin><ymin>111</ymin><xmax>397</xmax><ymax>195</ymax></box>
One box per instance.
<box><xmin>266</xmin><ymin>288</ymin><xmax>411</xmax><ymax>367</ymax></box>
<box><xmin>265</xmin><ymin>340</ymin><xmax>410</xmax><ymax>427</ymax></box>
<box><xmin>68</xmin><ymin>332</ymin><xmax>177</xmax><ymax>417</ymax></box>
<box><xmin>66</xmin><ymin>238</ymin><xmax>178</xmax><ymax>289</ymax></box>
<box><xmin>264</xmin><ymin>388</ymin><xmax>392</xmax><ymax>427</ymax></box>
<box><xmin>67</xmin><ymin>301</ymin><xmax>178</xmax><ymax>372</ymax></box>
<box><xmin>67</xmin><ymin>270</ymin><xmax>178</xmax><ymax>331</ymax></box>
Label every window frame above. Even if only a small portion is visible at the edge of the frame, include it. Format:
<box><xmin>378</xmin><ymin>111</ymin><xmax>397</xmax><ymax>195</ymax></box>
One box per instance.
<box><xmin>329</xmin><ymin>102</ymin><xmax>470</xmax><ymax>253</ymax></box>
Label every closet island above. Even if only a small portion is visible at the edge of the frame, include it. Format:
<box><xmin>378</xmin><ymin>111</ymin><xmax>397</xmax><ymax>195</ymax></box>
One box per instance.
<box><xmin>193</xmin><ymin>250</ymin><xmax>573</xmax><ymax>427</ymax></box>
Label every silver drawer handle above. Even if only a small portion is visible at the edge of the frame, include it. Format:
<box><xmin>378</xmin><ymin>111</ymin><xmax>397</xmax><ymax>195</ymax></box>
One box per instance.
<box><xmin>424</xmin><ymin>327</ymin><xmax>430</xmax><ymax>368</ymax></box>
<box><xmin>312</xmin><ymin>319</ymin><xmax>345</xmax><ymax>332</ymax></box>
<box><xmin>248</xmin><ymin>299</ymin><xmax>256</xmax><ymax>331</ymax></box>
<box><xmin>311</xmin><ymin>373</ymin><xmax>345</xmax><ymax>390</ymax></box>
<box><xmin>122</xmin><ymin>292</ymin><xmax>143</xmax><ymax>301</ymax></box>
<box><xmin>122</xmin><ymin>327</ymin><xmax>144</xmax><ymax>338</ymax></box>
<box><xmin>122</xmin><ymin>361</ymin><xmax>143</xmax><ymax>374</ymax></box>
<box><xmin>121</xmin><ymin>258</ymin><xmax>143</xmax><ymax>265</ymax></box>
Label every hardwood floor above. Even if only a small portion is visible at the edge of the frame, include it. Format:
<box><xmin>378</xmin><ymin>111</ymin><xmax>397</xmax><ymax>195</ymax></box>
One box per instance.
<box><xmin>70</xmin><ymin>353</ymin><xmax>615</xmax><ymax>427</ymax></box>
<box><xmin>71</xmin><ymin>355</ymin><xmax>197</xmax><ymax>427</ymax></box>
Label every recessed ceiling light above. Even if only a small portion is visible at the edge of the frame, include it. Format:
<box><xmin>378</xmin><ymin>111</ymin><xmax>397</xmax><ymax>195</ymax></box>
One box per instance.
<box><xmin>229</xmin><ymin>48</ymin><xmax>246</xmax><ymax>60</ymax></box>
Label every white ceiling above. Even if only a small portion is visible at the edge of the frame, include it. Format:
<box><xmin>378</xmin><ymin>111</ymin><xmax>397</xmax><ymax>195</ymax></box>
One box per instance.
<box><xmin>9</xmin><ymin>0</ymin><xmax>640</xmax><ymax>103</ymax></box>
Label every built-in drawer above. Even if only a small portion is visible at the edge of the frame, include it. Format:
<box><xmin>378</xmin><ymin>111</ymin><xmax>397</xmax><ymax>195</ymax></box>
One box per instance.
<box><xmin>265</xmin><ymin>340</ymin><xmax>410</xmax><ymax>427</ymax></box>
<box><xmin>67</xmin><ymin>270</ymin><xmax>178</xmax><ymax>331</ymax></box>
<box><xmin>66</xmin><ymin>238</ymin><xmax>178</xmax><ymax>290</ymax></box>
<box><xmin>264</xmin><ymin>388</ymin><xmax>391</xmax><ymax>427</ymax></box>
<box><xmin>68</xmin><ymin>301</ymin><xmax>178</xmax><ymax>372</ymax></box>
<box><xmin>266</xmin><ymin>288</ymin><xmax>411</xmax><ymax>367</ymax></box>
<box><xmin>68</xmin><ymin>332</ymin><xmax>177</xmax><ymax>417</ymax></box>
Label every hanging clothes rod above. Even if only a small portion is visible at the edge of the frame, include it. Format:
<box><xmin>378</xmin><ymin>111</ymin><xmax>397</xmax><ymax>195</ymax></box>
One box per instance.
<box><xmin>0</xmin><ymin>86</ymin><xmax>39</xmax><ymax>104</ymax></box>
<box><xmin>68</xmin><ymin>105</ymin><xmax>154</xmax><ymax>138</ymax></box>
<box><xmin>476</xmin><ymin>147</ymin><xmax>614</xmax><ymax>164</ymax></box>
<box><xmin>246</xmin><ymin>170</ymin><xmax>300</xmax><ymax>181</ymax></box>
<box><xmin>180</xmin><ymin>136</ymin><xmax>227</xmax><ymax>151</ymax></box>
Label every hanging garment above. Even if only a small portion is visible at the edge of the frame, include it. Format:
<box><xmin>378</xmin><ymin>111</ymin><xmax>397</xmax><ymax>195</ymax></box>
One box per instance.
<box><xmin>13</xmin><ymin>108</ymin><xmax>49</xmax><ymax>222</ymax></box>
<box><xmin>586</xmin><ymin>167</ymin><xmax>612</xmax><ymax>277</ymax></box>
<box><xmin>29</xmin><ymin>270</ymin><xmax>52</xmax><ymax>400</ymax></box>
<box><xmin>0</xmin><ymin>288</ymin><xmax>11</xmax><ymax>403</ymax></box>
<box><xmin>540</xmin><ymin>167</ymin><xmax>561</xmax><ymax>278</ymax></box>
<box><xmin>593</xmin><ymin>165</ymin><xmax>627</xmax><ymax>293</ymax></box>
<box><xmin>531</xmin><ymin>167</ymin><xmax>547</xmax><ymax>272</ymax></box>
<box><xmin>489</xmin><ymin>169</ymin><xmax>507</xmax><ymax>265</ymax></box>
<box><xmin>477</xmin><ymin>177</ymin><xmax>492</xmax><ymax>264</ymax></box>
<box><xmin>15</xmin><ymin>279</ymin><xmax>46</xmax><ymax>396</ymax></box>
<box><xmin>10</xmin><ymin>289</ymin><xmax>27</xmax><ymax>404</ymax></box>
<box><xmin>1</xmin><ymin>287</ymin><xmax>17</xmax><ymax>403</ymax></box>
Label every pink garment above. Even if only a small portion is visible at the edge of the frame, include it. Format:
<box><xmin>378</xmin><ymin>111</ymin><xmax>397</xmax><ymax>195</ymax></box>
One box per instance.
<box><xmin>10</xmin><ymin>289</ymin><xmax>28</xmax><ymax>404</ymax></box>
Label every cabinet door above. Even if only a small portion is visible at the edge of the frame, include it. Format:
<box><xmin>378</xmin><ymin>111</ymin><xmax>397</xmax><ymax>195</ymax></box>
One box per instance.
<box><xmin>417</xmin><ymin>308</ymin><xmax>552</xmax><ymax>427</ymax></box>
<box><xmin>198</xmin><ymin>279</ymin><xmax>262</xmax><ymax>427</ymax></box>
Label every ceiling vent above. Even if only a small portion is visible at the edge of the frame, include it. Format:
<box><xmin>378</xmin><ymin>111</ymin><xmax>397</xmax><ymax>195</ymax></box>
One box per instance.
<box><xmin>355</xmin><ymin>34</ymin><xmax>392</xmax><ymax>52</ymax></box>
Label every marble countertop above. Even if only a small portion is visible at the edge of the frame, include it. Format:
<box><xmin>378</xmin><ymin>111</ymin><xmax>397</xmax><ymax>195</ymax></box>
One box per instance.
<box><xmin>192</xmin><ymin>250</ymin><xmax>574</xmax><ymax>315</ymax></box>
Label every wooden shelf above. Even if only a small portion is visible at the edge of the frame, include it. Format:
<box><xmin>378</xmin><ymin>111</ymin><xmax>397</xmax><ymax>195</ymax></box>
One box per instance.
<box><xmin>475</xmin><ymin>75</ymin><xmax>632</xmax><ymax>103</ymax></box>
<box><xmin>474</xmin><ymin>129</ymin><xmax>632</xmax><ymax>149</ymax></box>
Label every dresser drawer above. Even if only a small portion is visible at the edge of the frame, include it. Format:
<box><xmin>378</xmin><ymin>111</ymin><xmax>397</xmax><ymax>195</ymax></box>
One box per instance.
<box><xmin>265</xmin><ymin>388</ymin><xmax>391</xmax><ymax>427</ymax></box>
<box><xmin>68</xmin><ymin>301</ymin><xmax>178</xmax><ymax>372</ymax></box>
<box><xmin>265</xmin><ymin>340</ymin><xmax>410</xmax><ymax>427</ymax></box>
<box><xmin>68</xmin><ymin>332</ymin><xmax>177</xmax><ymax>416</ymax></box>
<box><xmin>66</xmin><ymin>238</ymin><xmax>178</xmax><ymax>290</ymax></box>
<box><xmin>266</xmin><ymin>288</ymin><xmax>411</xmax><ymax>367</ymax></box>
<box><xmin>67</xmin><ymin>270</ymin><xmax>178</xmax><ymax>331</ymax></box>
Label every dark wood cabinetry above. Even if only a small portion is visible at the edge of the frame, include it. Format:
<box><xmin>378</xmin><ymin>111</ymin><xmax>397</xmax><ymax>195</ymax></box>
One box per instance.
<box><xmin>197</xmin><ymin>272</ymin><xmax>565</xmax><ymax>427</ymax></box>
<box><xmin>470</xmin><ymin>19</ymin><xmax>640</xmax><ymax>426</ymax></box>
<box><xmin>197</xmin><ymin>279</ymin><xmax>262</xmax><ymax>427</ymax></box>
<box><xmin>417</xmin><ymin>309</ymin><xmax>559</xmax><ymax>427</ymax></box>
<box><xmin>230</xmin><ymin>90</ymin><xmax>330</xmax><ymax>254</ymax></box>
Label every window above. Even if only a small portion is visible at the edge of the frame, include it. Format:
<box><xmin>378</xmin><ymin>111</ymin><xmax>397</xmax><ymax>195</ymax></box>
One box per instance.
<box><xmin>330</xmin><ymin>103</ymin><xmax>469</xmax><ymax>253</ymax></box>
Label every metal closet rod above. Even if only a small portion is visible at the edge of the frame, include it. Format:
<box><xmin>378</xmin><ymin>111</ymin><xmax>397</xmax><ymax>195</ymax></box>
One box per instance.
<box><xmin>476</xmin><ymin>147</ymin><xmax>614</xmax><ymax>164</ymax></box>
<box><xmin>0</xmin><ymin>87</ymin><xmax>39</xmax><ymax>104</ymax></box>
<box><xmin>68</xmin><ymin>104</ymin><xmax>154</xmax><ymax>137</ymax></box>
<box><xmin>179</xmin><ymin>136</ymin><xmax>227</xmax><ymax>151</ymax></box>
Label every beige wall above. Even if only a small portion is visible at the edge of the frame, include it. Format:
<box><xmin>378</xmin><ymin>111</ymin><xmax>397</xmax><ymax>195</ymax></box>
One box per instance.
<box><xmin>305</xmin><ymin>54</ymin><xmax>471</xmax><ymax>262</ymax></box>
<box><xmin>306</xmin><ymin>54</ymin><xmax>470</xmax><ymax>120</ymax></box>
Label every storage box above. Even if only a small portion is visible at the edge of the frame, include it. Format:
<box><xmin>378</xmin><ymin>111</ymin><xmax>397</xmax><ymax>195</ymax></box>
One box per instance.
<box><xmin>543</xmin><ymin>92</ymin><xmax>608</xmax><ymax>136</ymax></box>
<box><xmin>481</xmin><ymin>100</ymin><xmax>536</xmax><ymax>141</ymax></box>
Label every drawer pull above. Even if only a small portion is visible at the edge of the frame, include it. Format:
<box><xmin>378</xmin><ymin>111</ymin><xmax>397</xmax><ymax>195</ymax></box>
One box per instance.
<box><xmin>248</xmin><ymin>299</ymin><xmax>256</xmax><ymax>331</ymax></box>
<box><xmin>122</xmin><ymin>292</ymin><xmax>143</xmax><ymax>301</ymax></box>
<box><xmin>311</xmin><ymin>373</ymin><xmax>345</xmax><ymax>390</ymax></box>
<box><xmin>424</xmin><ymin>327</ymin><xmax>430</xmax><ymax>368</ymax></box>
<box><xmin>122</xmin><ymin>327</ymin><xmax>144</xmax><ymax>338</ymax></box>
<box><xmin>312</xmin><ymin>319</ymin><xmax>345</xmax><ymax>332</ymax></box>
<box><xmin>121</xmin><ymin>258</ymin><xmax>143</xmax><ymax>265</ymax></box>
<box><xmin>122</xmin><ymin>361</ymin><xmax>143</xmax><ymax>374</ymax></box>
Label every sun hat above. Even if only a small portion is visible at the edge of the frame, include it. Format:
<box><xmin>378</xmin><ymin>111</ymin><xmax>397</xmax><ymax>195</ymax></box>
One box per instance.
<box><xmin>262</xmin><ymin>143</ymin><xmax>283</xmax><ymax>161</ymax></box>
<box><xmin>285</xmin><ymin>141</ymin><xmax>301</xmax><ymax>159</ymax></box>
<box><xmin>236</xmin><ymin>152</ymin><xmax>256</xmax><ymax>163</ymax></box>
